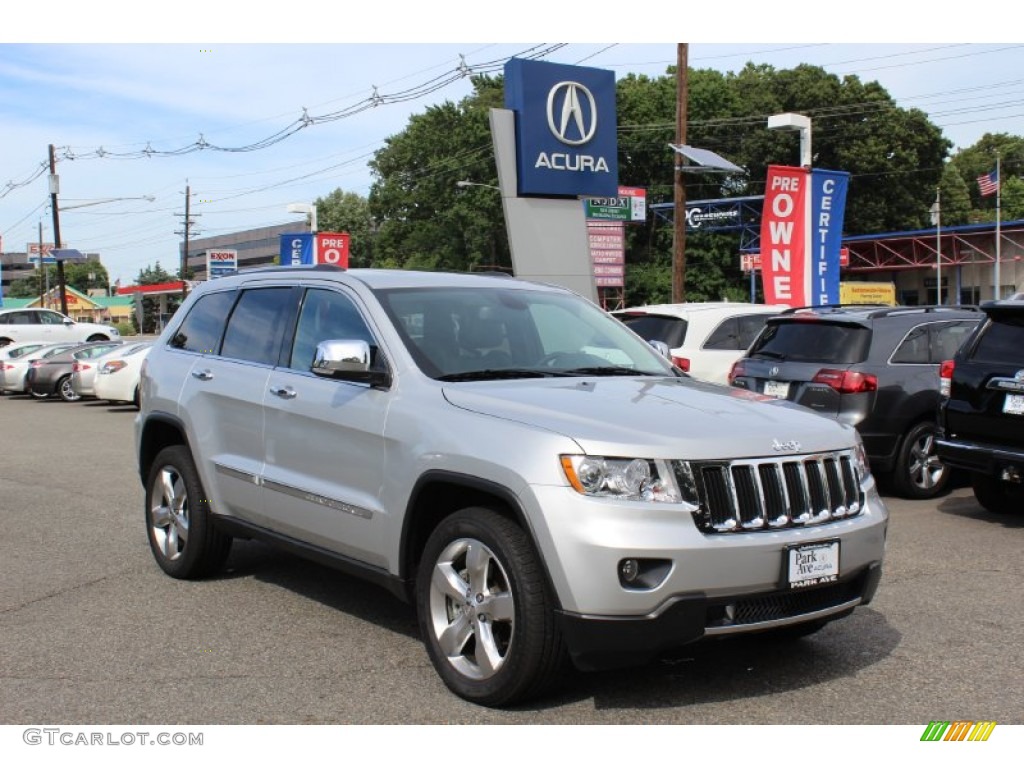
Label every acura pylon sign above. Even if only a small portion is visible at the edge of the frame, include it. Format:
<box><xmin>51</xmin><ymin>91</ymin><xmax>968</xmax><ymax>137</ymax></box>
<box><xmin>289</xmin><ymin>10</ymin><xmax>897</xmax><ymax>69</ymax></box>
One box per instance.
<box><xmin>504</xmin><ymin>58</ymin><xmax>618</xmax><ymax>197</ymax></box>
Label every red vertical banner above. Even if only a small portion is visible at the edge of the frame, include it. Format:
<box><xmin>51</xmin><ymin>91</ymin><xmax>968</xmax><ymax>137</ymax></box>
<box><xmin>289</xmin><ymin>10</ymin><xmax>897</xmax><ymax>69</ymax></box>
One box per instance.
<box><xmin>760</xmin><ymin>165</ymin><xmax>810</xmax><ymax>307</ymax></box>
<box><xmin>315</xmin><ymin>232</ymin><xmax>351</xmax><ymax>268</ymax></box>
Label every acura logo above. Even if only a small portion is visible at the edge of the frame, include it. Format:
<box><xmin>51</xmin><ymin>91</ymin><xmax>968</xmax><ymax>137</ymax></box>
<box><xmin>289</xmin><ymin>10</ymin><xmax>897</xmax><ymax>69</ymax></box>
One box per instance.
<box><xmin>546</xmin><ymin>81</ymin><xmax>597</xmax><ymax>146</ymax></box>
<box><xmin>1016</xmin><ymin>370</ymin><xmax>1024</xmax><ymax>382</ymax></box>
<box><xmin>770</xmin><ymin>366</ymin><xmax>780</xmax><ymax>377</ymax></box>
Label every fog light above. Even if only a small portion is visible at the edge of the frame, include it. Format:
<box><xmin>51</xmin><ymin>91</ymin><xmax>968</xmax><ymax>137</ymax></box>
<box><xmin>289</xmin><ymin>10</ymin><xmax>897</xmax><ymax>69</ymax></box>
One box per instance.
<box><xmin>617</xmin><ymin>558</ymin><xmax>673</xmax><ymax>590</ymax></box>
<box><xmin>619</xmin><ymin>558</ymin><xmax>640</xmax><ymax>583</ymax></box>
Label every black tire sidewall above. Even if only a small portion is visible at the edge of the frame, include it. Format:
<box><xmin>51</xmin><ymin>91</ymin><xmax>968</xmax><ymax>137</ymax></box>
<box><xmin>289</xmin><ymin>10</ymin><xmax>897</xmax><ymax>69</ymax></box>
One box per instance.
<box><xmin>58</xmin><ymin>375</ymin><xmax>79</xmax><ymax>402</ymax></box>
<box><xmin>895</xmin><ymin>422</ymin><xmax>948</xmax><ymax>500</ymax></box>
<box><xmin>145</xmin><ymin>445</ymin><xmax>228</xmax><ymax>579</ymax></box>
<box><xmin>416</xmin><ymin>508</ymin><xmax>557</xmax><ymax>707</ymax></box>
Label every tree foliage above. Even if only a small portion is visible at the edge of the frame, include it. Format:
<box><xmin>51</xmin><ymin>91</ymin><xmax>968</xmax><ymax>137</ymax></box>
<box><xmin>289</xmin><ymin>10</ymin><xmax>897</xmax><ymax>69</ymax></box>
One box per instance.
<box><xmin>312</xmin><ymin>60</ymin><xmax>1018</xmax><ymax>303</ymax></box>
<box><xmin>7</xmin><ymin>261</ymin><xmax>110</xmax><ymax>299</ymax></box>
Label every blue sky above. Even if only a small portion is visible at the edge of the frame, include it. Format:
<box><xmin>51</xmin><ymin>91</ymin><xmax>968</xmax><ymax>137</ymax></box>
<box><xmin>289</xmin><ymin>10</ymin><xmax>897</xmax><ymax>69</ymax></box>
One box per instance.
<box><xmin>1</xmin><ymin>4</ymin><xmax>1019</xmax><ymax>285</ymax></box>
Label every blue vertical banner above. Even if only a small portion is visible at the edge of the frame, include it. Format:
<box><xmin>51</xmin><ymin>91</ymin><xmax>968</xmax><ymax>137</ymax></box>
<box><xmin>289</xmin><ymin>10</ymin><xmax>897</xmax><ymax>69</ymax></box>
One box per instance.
<box><xmin>809</xmin><ymin>169</ymin><xmax>850</xmax><ymax>306</ymax></box>
<box><xmin>280</xmin><ymin>233</ymin><xmax>314</xmax><ymax>266</ymax></box>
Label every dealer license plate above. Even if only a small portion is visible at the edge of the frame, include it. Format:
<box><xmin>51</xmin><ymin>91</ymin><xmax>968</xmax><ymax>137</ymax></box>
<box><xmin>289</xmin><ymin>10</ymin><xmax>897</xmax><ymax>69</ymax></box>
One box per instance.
<box><xmin>764</xmin><ymin>380</ymin><xmax>790</xmax><ymax>399</ymax></box>
<box><xmin>1003</xmin><ymin>393</ymin><xmax>1024</xmax><ymax>415</ymax></box>
<box><xmin>787</xmin><ymin>540</ymin><xmax>840</xmax><ymax>589</ymax></box>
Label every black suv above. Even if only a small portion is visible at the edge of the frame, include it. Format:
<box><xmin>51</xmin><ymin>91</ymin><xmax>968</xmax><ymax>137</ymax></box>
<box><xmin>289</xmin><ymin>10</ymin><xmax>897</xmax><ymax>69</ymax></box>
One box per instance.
<box><xmin>936</xmin><ymin>297</ymin><xmax>1024</xmax><ymax>514</ymax></box>
<box><xmin>730</xmin><ymin>305</ymin><xmax>981</xmax><ymax>499</ymax></box>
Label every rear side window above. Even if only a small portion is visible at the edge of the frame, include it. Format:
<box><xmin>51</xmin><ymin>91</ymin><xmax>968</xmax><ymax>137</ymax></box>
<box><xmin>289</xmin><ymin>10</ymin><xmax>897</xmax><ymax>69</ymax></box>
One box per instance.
<box><xmin>221</xmin><ymin>288</ymin><xmax>295</xmax><ymax>366</ymax></box>
<box><xmin>750</xmin><ymin>320</ymin><xmax>871</xmax><ymax>364</ymax></box>
<box><xmin>971</xmin><ymin>315</ymin><xmax>1024</xmax><ymax>367</ymax></box>
<box><xmin>617</xmin><ymin>315</ymin><xmax>688</xmax><ymax>348</ymax></box>
<box><xmin>170</xmin><ymin>290</ymin><xmax>238</xmax><ymax>354</ymax></box>
<box><xmin>703</xmin><ymin>314</ymin><xmax>773</xmax><ymax>351</ymax></box>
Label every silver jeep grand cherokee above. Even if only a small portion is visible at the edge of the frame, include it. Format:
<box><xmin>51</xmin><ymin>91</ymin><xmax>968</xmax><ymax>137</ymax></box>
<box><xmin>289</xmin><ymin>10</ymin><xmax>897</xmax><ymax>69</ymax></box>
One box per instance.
<box><xmin>135</xmin><ymin>266</ymin><xmax>888</xmax><ymax>706</ymax></box>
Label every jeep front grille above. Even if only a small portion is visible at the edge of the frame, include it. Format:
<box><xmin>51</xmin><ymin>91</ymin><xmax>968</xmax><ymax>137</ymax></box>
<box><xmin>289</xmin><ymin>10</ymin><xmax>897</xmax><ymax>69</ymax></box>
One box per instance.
<box><xmin>678</xmin><ymin>451</ymin><xmax>864</xmax><ymax>533</ymax></box>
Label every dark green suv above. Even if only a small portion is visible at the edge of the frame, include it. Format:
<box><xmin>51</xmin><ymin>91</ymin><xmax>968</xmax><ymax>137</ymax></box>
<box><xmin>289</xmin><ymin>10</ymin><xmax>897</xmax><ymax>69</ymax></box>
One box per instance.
<box><xmin>937</xmin><ymin>297</ymin><xmax>1024</xmax><ymax>514</ymax></box>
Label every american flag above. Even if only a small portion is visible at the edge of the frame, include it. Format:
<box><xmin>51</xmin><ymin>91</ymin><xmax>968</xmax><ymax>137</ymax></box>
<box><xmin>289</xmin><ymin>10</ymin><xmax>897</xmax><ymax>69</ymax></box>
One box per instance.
<box><xmin>977</xmin><ymin>169</ymin><xmax>999</xmax><ymax>197</ymax></box>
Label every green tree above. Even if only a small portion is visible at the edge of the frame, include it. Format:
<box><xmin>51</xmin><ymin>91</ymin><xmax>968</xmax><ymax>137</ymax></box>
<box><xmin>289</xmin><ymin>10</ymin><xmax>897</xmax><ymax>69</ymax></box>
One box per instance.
<box><xmin>6</xmin><ymin>260</ymin><xmax>110</xmax><ymax>299</ymax></box>
<box><xmin>368</xmin><ymin>75</ymin><xmax>509</xmax><ymax>273</ymax></box>
<box><xmin>314</xmin><ymin>189</ymin><xmax>375</xmax><ymax>268</ymax></box>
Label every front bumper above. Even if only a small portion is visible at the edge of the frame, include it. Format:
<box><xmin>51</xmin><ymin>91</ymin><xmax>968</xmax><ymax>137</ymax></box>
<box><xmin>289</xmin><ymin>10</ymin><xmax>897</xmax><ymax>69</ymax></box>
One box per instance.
<box><xmin>558</xmin><ymin>563</ymin><xmax>882</xmax><ymax>670</ymax></box>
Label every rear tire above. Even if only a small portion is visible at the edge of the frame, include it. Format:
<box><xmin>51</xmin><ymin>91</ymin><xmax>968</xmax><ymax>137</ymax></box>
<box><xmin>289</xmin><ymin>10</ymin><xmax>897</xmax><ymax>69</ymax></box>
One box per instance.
<box><xmin>416</xmin><ymin>507</ymin><xmax>565</xmax><ymax>707</ymax></box>
<box><xmin>145</xmin><ymin>445</ymin><xmax>232</xmax><ymax>579</ymax></box>
<box><xmin>86</xmin><ymin>334</ymin><xmax>108</xmax><ymax>342</ymax></box>
<box><xmin>971</xmin><ymin>473</ymin><xmax>1024</xmax><ymax>515</ymax></box>
<box><xmin>57</xmin><ymin>375</ymin><xmax>81</xmax><ymax>402</ymax></box>
<box><xmin>892</xmin><ymin>422</ymin><xmax>950</xmax><ymax>499</ymax></box>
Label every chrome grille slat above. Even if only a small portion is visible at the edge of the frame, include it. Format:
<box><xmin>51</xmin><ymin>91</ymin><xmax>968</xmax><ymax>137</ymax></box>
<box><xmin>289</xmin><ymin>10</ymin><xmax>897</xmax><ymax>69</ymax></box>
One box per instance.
<box><xmin>684</xmin><ymin>450</ymin><xmax>865</xmax><ymax>534</ymax></box>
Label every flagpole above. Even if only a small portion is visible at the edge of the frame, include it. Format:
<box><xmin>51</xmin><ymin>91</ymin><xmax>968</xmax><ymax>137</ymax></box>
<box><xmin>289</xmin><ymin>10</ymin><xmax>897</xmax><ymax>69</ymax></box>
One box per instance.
<box><xmin>995</xmin><ymin>152</ymin><xmax>1002</xmax><ymax>299</ymax></box>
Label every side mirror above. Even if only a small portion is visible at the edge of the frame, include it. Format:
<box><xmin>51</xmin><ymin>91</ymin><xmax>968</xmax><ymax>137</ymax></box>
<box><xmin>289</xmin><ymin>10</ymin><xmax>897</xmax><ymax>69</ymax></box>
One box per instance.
<box><xmin>312</xmin><ymin>339</ymin><xmax>390</xmax><ymax>388</ymax></box>
<box><xmin>63</xmin><ymin>318</ymin><xmax>74</xmax><ymax>325</ymax></box>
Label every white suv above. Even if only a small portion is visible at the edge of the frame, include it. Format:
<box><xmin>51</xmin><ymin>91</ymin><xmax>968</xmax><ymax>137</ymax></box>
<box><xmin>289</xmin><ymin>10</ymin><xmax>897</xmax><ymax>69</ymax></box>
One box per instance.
<box><xmin>0</xmin><ymin>308</ymin><xmax>120</xmax><ymax>347</ymax></box>
<box><xmin>136</xmin><ymin>267</ymin><xmax>888</xmax><ymax>706</ymax></box>
<box><xmin>614</xmin><ymin>302</ymin><xmax>786</xmax><ymax>384</ymax></box>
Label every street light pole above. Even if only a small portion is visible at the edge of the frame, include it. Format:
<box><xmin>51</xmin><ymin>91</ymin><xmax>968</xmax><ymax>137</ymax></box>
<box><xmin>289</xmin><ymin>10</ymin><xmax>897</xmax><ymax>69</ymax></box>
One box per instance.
<box><xmin>932</xmin><ymin>187</ymin><xmax>942</xmax><ymax>305</ymax></box>
<box><xmin>767</xmin><ymin>113</ymin><xmax>813</xmax><ymax>168</ymax></box>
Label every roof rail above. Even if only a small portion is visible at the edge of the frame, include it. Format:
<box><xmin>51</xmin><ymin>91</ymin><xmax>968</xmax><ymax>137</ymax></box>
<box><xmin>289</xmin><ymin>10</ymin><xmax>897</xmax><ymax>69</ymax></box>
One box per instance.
<box><xmin>238</xmin><ymin>264</ymin><xmax>346</xmax><ymax>275</ymax></box>
<box><xmin>779</xmin><ymin>303</ymin><xmax>889</xmax><ymax>315</ymax></box>
<box><xmin>780</xmin><ymin>303</ymin><xmax>980</xmax><ymax>318</ymax></box>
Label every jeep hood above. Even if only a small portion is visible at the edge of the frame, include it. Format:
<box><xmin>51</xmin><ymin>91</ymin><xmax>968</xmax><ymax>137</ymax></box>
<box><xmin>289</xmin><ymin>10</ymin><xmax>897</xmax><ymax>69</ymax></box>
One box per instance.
<box><xmin>442</xmin><ymin>376</ymin><xmax>857</xmax><ymax>460</ymax></box>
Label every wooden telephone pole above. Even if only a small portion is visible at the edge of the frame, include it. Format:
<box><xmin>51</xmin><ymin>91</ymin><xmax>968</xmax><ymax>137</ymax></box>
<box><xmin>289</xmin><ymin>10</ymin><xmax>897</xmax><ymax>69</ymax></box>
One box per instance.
<box><xmin>672</xmin><ymin>43</ymin><xmax>689</xmax><ymax>303</ymax></box>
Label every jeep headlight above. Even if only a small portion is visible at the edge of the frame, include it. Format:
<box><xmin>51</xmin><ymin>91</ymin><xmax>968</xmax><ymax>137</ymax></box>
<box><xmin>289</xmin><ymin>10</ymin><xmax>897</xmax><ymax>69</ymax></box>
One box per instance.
<box><xmin>560</xmin><ymin>455</ymin><xmax>682</xmax><ymax>503</ymax></box>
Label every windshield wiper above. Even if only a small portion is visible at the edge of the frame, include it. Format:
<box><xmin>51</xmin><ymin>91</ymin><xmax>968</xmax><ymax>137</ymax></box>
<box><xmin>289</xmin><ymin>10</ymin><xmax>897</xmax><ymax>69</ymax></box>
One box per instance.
<box><xmin>437</xmin><ymin>368</ymin><xmax>571</xmax><ymax>382</ymax></box>
<box><xmin>559</xmin><ymin>366</ymin><xmax>659</xmax><ymax>377</ymax></box>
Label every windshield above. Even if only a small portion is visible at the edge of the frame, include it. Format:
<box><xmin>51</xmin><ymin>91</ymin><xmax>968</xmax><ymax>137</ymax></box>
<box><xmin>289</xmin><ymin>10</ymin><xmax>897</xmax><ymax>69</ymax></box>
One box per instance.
<box><xmin>375</xmin><ymin>286</ymin><xmax>678</xmax><ymax>380</ymax></box>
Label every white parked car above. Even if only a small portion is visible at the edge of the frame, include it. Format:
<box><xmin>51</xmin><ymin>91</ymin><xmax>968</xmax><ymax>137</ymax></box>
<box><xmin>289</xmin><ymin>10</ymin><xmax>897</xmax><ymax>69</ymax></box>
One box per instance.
<box><xmin>0</xmin><ymin>308</ymin><xmax>120</xmax><ymax>348</ymax></box>
<box><xmin>72</xmin><ymin>341</ymin><xmax>150</xmax><ymax>398</ymax></box>
<box><xmin>0</xmin><ymin>342</ymin><xmax>48</xmax><ymax>393</ymax></box>
<box><xmin>94</xmin><ymin>342</ymin><xmax>151</xmax><ymax>407</ymax></box>
<box><xmin>613</xmin><ymin>302</ymin><xmax>787</xmax><ymax>384</ymax></box>
<box><xmin>0</xmin><ymin>342</ymin><xmax>81</xmax><ymax>394</ymax></box>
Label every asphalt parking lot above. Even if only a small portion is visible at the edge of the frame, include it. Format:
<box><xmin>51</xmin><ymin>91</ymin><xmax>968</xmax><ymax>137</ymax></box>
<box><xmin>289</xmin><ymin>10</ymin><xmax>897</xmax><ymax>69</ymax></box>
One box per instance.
<box><xmin>0</xmin><ymin>389</ymin><xmax>1021</xmax><ymax>725</ymax></box>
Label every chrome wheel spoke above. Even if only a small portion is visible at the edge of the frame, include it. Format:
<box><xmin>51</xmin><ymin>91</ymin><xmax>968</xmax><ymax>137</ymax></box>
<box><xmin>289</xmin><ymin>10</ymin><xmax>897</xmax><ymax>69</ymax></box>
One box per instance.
<box><xmin>432</xmin><ymin>561</ymin><xmax>469</xmax><ymax>603</ymax></box>
<box><xmin>474</xmin><ymin>620</ymin><xmax>504</xmax><ymax>676</ymax></box>
<box><xmin>438</xmin><ymin>613</ymin><xmax>473</xmax><ymax>657</ymax></box>
<box><xmin>485</xmin><ymin>591</ymin><xmax>514</xmax><ymax>623</ymax></box>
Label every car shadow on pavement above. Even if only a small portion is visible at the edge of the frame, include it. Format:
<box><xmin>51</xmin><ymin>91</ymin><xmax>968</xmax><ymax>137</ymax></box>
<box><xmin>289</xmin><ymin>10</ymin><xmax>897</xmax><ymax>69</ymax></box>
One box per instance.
<box><xmin>219</xmin><ymin>539</ymin><xmax>420</xmax><ymax>641</ymax></box>
<box><xmin>215</xmin><ymin>537</ymin><xmax>900</xmax><ymax>714</ymax></box>
<box><xmin>935</xmin><ymin>493</ymin><xmax>1024</xmax><ymax>529</ymax></box>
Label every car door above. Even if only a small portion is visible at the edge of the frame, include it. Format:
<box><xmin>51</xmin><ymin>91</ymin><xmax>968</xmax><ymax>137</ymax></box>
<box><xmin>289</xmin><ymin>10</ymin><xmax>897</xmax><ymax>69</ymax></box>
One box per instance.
<box><xmin>260</xmin><ymin>286</ymin><xmax>392</xmax><ymax>567</ymax></box>
<box><xmin>173</xmin><ymin>286</ymin><xmax>296</xmax><ymax>527</ymax></box>
<box><xmin>37</xmin><ymin>310</ymin><xmax>75</xmax><ymax>341</ymax></box>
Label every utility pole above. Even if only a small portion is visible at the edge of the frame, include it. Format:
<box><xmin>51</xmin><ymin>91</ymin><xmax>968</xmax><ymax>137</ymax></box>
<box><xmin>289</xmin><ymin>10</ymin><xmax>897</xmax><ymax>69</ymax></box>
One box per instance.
<box><xmin>48</xmin><ymin>144</ymin><xmax>69</xmax><ymax>316</ymax></box>
<box><xmin>173</xmin><ymin>184</ymin><xmax>200</xmax><ymax>302</ymax></box>
<box><xmin>672</xmin><ymin>43</ymin><xmax>689</xmax><ymax>303</ymax></box>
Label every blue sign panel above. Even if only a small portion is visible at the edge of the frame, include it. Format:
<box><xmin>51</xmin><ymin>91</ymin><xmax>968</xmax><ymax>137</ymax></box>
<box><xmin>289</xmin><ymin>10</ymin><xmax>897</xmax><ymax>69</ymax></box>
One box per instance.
<box><xmin>504</xmin><ymin>58</ymin><xmax>619</xmax><ymax>198</ymax></box>
<box><xmin>279</xmin><ymin>233</ymin><xmax>314</xmax><ymax>266</ymax></box>
<box><xmin>809</xmin><ymin>169</ymin><xmax>850</xmax><ymax>306</ymax></box>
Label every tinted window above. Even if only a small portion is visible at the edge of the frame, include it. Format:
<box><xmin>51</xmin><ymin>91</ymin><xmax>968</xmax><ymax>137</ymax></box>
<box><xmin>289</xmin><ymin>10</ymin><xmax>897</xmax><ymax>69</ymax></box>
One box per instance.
<box><xmin>891</xmin><ymin>326</ymin><xmax>929</xmax><ymax>364</ymax></box>
<box><xmin>616</xmin><ymin>315</ymin><xmax>688</xmax><ymax>348</ymax></box>
<box><xmin>170</xmin><ymin>290</ymin><xmax>238</xmax><ymax>354</ymax></box>
<box><xmin>971</xmin><ymin>315</ymin><xmax>1024</xmax><ymax>367</ymax></box>
<box><xmin>221</xmin><ymin>288</ymin><xmax>294</xmax><ymax>366</ymax></box>
<box><xmin>750</xmin><ymin>320</ymin><xmax>871</xmax><ymax>364</ymax></box>
<box><xmin>289</xmin><ymin>289</ymin><xmax>375</xmax><ymax>371</ymax></box>
<box><xmin>931</xmin><ymin>321</ymin><xmax>977</xmax><ymax>362</ymax></box>
<box><xmin>38</xmin><ymin>311</ymin><xmax>66</xmax><ymax>325</ymax></box>
<box><xmin>703</xmin><ymin>314</ymin><xmax>770</xmax><ymax>351</ymax></box>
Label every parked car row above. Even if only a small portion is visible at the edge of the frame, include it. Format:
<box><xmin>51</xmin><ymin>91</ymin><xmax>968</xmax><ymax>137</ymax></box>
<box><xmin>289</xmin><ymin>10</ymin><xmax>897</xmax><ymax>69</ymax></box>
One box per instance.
<box><xmin>0</xmin><ymin>338</ymin><xmax>151</xmax><ymax>407</ymax></box>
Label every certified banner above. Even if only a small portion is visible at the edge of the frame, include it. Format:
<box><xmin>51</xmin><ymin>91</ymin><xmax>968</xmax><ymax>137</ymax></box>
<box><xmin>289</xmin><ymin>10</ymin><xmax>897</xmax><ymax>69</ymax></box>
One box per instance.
<box><xmin>809</xmin><ymin>169</ymin><xmax>850</xmax><ymax>306</ymax></box>
<box><xmin>760</xmin><ymin>165</ymin><xmax>810</xmax><ymax>306</ymax></box>
<box><xmin>279</xmin><ymin>233</ymin><xmax>314</xmax><ymax>267</ymax></box>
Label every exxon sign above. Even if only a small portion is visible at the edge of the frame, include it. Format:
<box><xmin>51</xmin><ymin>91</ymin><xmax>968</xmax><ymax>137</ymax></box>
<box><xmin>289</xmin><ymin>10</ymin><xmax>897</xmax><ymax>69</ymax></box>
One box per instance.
<box><xmin>504</xmin><ymin>58</ymin><xmax>619</xmax><ymax>198</ymax></box>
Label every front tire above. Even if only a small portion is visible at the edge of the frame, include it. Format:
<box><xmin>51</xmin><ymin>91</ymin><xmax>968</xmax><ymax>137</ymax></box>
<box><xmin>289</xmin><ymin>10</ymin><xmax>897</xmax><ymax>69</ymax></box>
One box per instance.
<box><xmin>892</xmin><ymin>422</ymin><xmax>950</xmax><ymax>499</ymax></box>
<box><xmin>971</xmin><ymin>473</ymin><xmax>1024</xmax><ymax>515</ymax></box>
<box><xmin>416</xmin><ymin>507</ymin><xmax>565</xmax><ymax>707</ymax></box>
<box><xmin>145</xmin><ymin>445</ymin><xmax>232</xmax><ymax>579</ymax></box>
<box><xmin>86</xmin><ymin>334</ymin><xmax>109</xmax><ymax>342</ymax></box>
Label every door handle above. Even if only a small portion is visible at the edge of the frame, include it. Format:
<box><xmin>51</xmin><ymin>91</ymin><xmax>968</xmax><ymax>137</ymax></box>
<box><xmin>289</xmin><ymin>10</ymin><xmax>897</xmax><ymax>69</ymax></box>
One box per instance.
<box><xmin>191</xmin><ymin>369</ymin><xmax>214</xmax><ymax>381</ymax></box>
<box><xmin>269</xmin><ymin>384</ymin><xmax>297</xmax><ymax>399</ymax></box>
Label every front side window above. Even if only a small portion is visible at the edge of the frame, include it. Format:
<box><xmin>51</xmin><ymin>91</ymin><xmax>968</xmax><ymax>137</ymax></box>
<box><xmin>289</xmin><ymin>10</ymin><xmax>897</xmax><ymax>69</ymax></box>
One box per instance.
<box><xmin>38</xmin><ymin>311</ymin><xmax>67</xmax><ymax>325</ymax></box>
<box><xmin>170</xmin><ymin>290</ymin><xmax>238</xmax><ymax>355</ymax></box>
<box><xmin>289</xmin><ymin>288</ymin><xmax>376</xmax><ymax>371</ymax></box>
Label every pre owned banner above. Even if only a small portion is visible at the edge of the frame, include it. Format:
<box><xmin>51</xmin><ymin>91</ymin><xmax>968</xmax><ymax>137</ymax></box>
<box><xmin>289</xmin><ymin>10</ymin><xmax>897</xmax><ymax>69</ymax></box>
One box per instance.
<box><xmin>760</xmin><ymin>165</ymin><xmax>849</xmax><ymax>307</ymax></box>
<box><xmin>760</xmin><ymin>165</ymin><xmax>809</xmax><ymax>306</ymax></box>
